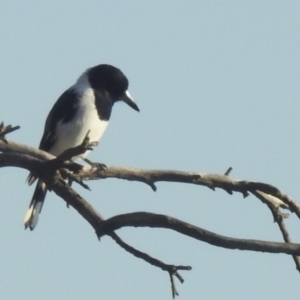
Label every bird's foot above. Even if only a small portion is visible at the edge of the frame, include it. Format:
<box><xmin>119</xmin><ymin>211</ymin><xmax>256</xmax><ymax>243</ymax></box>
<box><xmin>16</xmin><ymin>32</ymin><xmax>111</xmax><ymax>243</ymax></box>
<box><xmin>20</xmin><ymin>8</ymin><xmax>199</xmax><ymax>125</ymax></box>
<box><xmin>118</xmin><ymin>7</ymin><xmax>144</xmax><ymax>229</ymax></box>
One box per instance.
<box><xmin>83</xmin><ymin>158</ymin><xmax>107</xmax><ymax>171</ymax></box>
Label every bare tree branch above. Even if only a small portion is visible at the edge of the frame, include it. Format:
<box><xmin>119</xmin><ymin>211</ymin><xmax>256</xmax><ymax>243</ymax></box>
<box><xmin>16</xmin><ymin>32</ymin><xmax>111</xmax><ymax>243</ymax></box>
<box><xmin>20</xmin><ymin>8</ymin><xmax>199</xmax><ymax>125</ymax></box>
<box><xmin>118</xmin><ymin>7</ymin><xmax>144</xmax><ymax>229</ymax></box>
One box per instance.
<box><xmin>95</xmin><ymin>212</ymin><xmax>300</xmax><ymax>255</ymax></box>
<box><xmin>78</xmin><ymin>166</ymin><xmax>300</xmax><ymax>218</ymax></box>
<box><xmin>1</xmin><ymin>151</ymin><xmax>299</xmax><ymax>257</ymax></box>
<box><xmin>0</xmin><ymin>139</ymin><xmax>54</xmax><ymax>160</ymax></box>
<box><xmin>45</xmin><ymin>177</ymin><xmax>192</xmax><ymax>298</ymax></box>
<box><xmin>253</xmin><ymin>190</ymin><xmax>300</xmax><ymax>272</ymax></box>
<box><xmin>2</xmin><ymin>139</ymin><xmax>298</xmax><ymax>219</ymax></box>
<box><xmin>1</xmin><ymin>136</ymin><xmax>300</xmax><ymax>297</ymax></box>
<box><xmin>109</xmin><ymin>232</ymin><xmax>191</xmax><ymax>298</ymax></box>
<box><xmin>0</xmin><ymin>150</ymin><xmax>191</xmax><ymax>297</ymax></box>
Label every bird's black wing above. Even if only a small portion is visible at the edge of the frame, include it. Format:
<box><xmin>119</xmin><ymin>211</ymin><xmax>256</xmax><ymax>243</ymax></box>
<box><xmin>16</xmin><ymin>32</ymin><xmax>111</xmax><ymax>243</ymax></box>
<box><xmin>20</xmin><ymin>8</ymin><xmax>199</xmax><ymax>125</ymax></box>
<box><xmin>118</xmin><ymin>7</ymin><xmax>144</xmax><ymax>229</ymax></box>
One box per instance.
<box><xmin>39</xmin><ymin>88</ymin><xmax>79</xmax><ymax>151</ymax></box>
<box><xmin>27</xmin><ymin>88</ymin><xmax>78</xmax><ymax>185</ymax></box>
<box><xmin>27</xmin><ymin>88</ymin><xmax>79</xmax><ymax>186</ymax></box>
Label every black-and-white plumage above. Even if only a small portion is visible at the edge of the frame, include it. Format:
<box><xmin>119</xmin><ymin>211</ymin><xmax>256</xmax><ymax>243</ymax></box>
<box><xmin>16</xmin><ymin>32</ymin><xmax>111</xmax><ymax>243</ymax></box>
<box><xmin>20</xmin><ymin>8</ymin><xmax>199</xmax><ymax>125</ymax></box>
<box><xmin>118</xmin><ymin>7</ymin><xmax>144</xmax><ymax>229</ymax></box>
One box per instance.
<box><xmin>24</xmin><ymin>64</ymin><xmax>139</xmax><ymax>230</ymax></box>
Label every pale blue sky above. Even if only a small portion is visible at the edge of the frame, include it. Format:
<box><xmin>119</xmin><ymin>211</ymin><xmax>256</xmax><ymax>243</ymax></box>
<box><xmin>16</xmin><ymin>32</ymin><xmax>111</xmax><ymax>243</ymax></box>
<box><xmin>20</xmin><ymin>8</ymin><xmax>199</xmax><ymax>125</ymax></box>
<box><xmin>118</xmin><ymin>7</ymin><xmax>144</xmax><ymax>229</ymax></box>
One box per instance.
<box><xmin>0</xmin><ymin>1</ymin><xmax>300</xmax><ymax>299</ymax></box>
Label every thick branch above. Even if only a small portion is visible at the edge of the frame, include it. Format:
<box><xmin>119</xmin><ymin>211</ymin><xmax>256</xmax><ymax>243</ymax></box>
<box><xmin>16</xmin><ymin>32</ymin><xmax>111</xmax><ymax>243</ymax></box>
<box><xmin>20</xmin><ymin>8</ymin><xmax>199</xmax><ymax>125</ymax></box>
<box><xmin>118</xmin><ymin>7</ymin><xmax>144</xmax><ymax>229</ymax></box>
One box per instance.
<box><xmin>79</xmin><ymin>167</ymin><xmax>300</xmax><ymax>218</ymax></box>
<box><xmin>2</xmin><ymin>139</ymin><xmax>299</xmax><ymax>220</ymax></box>
<box><xmin>2</xmin><ymin>150</ymin><xmax>298</xmax><ymax>257</ymax></box>
<box><xmin>1</xmin><ymin>146</ymin><xmax>300</xmax><ymax>296</ymax></box>
<box><xmin>95</xmin><ymin>212</ymin><xmax>300</xmax><ymax>256</ymax></box>
<box><xmin>1</xmin><ymin>150</ymin><xmax>300</xmax><ymax>257</ymax></box>
<box><xmin>0</xmin><ymin>139</ymin><xmax>53</xmax><ymax>160</ymax></box>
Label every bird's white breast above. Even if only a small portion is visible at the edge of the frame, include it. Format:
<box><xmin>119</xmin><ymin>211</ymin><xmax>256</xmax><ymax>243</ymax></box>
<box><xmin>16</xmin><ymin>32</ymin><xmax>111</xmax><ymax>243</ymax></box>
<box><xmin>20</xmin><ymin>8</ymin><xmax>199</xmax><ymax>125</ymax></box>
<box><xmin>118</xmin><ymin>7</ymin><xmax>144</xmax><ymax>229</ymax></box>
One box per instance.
<box><xmin>49</xmin><ymin>73</ymin><xmax>108</xmax><ymax>158</ymax></box>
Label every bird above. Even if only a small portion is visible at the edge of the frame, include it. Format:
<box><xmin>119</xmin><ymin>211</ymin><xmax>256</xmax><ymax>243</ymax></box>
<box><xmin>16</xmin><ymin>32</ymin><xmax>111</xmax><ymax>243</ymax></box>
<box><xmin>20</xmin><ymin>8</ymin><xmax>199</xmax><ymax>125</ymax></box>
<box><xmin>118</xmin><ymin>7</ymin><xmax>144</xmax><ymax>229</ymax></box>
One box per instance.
<box><xmin>24</xmin><ymin>64</ymin><xmax>139</xmax><ymax>230</ymax></box>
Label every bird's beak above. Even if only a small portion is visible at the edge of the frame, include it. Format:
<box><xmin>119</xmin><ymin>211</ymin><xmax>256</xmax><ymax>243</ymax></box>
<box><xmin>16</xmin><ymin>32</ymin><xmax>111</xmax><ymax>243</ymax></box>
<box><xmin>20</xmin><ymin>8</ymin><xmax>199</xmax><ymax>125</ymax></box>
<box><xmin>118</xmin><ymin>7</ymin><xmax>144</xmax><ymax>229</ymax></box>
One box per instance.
<box><xmin>121</xmin><ymin>90</ymin><xmax>140</xmax><ymax>112</ymax></box>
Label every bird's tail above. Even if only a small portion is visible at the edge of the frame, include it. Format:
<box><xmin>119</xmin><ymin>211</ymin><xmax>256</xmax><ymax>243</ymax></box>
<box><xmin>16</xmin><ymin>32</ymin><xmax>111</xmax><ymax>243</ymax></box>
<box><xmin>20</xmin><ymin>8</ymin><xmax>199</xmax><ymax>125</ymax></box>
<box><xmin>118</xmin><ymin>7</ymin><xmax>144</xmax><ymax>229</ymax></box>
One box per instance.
<box><xmin>24</xmin><ymin>179</ymin><xmax>47</xmax><ymax>230</ymax></box>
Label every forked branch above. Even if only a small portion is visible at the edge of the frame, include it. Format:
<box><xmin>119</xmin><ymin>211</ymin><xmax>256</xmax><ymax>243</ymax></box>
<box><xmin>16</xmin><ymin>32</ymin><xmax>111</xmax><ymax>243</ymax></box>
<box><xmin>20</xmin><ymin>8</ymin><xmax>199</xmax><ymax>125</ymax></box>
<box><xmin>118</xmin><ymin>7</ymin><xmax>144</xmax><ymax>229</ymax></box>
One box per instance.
<box><xmin>0</xmin><ymin>125</ymin><xmax>300</xmax><ymax>297</ymax></box>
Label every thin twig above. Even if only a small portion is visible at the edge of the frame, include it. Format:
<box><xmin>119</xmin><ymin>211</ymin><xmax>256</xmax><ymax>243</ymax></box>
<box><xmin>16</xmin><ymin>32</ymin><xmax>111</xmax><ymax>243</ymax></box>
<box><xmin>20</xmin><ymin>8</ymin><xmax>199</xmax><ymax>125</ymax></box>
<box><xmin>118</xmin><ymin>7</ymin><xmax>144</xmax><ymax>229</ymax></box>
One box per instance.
<box><xmin>109</xmin><ymin>232</ymin><xmax>191</xmax><ymax>298</ymax></box>
<box><xmin>253</xmin><ymin>190</ymin><xmax>300</xmax><ymax>272</ymax></box>
<box><xmin>0</xmin><ymin>123</ymin><xmax>20</xmax><ymax>143</ymax></box>
<box><xmin>224</xmin><ymin>167</ymin><xmax>232</xmax><ymax>176</ymax></box>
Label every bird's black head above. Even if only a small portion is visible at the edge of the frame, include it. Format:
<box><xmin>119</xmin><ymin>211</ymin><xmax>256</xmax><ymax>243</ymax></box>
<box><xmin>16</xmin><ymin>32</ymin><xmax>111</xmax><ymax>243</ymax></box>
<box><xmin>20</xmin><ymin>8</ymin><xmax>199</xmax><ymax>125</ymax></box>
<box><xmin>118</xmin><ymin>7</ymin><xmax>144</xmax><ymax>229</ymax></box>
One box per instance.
<box><xmin>87</xmin><ymin>64</ymin><xmax>139</xmax><ymax>112</ymax></box>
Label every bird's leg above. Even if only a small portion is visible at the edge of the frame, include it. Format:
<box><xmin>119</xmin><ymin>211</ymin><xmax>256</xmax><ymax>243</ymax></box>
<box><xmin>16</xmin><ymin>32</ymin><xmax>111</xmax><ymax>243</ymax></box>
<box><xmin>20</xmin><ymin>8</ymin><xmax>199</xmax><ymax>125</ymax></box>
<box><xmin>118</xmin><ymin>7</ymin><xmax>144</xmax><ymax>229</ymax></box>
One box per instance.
<box><xmin>66</xmin><ymin>159</ymin><xmax>75</xmax><ymax>187</ymax></box>
<box><xmin>67</xmin><ymin>178</ymin><xmax>73</xmax><ymax>186</ymax></box>
<box><xmin>65</xmin><ymin>179</ymin><xmax>73</xmax><ymax>208</ymax></box>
